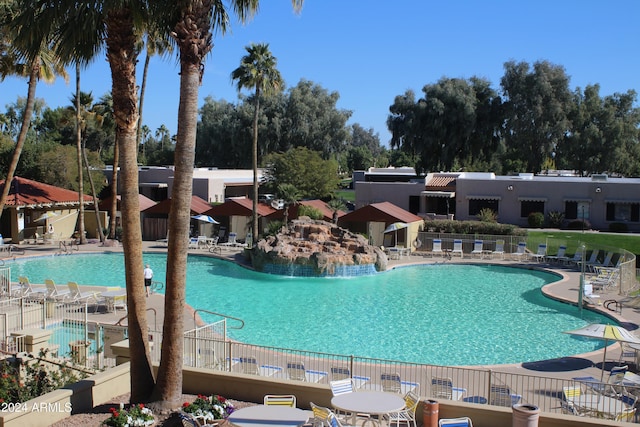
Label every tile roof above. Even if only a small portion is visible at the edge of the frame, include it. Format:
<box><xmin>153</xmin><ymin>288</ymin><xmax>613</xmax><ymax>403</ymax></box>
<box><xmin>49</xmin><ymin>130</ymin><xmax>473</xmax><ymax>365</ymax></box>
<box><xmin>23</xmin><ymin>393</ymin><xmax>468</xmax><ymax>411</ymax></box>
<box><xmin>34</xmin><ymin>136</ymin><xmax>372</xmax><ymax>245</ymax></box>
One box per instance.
<box><xmin>205</xmin><ymin>198</ymin><xmax>276</xmax><ymax>217</ymax></box>
<box><xmin>141</xmin><ymin>195</ymin><xmax>211</xmax><ymax>215</ymax></box>
<box><xmin>98</xmin><ymin>194</ymin><xmax>156</xmax><ymax>212</ymax></box>
<box><xmin>264</xmin><ymin>199</ymin><xmax>345</xmax><ymax>222</ymax></box>
<box><xmin>0</xmin><ymin>176</ymin><xmax>92</xmax><ymax>207</ymax></box>
<box><xmin>338</xmin><ymin>201</ymin><xmax>423</xmax><ymax>224</ymax></box>
<box><xmin>426</xmin><ymin>176</ymin><xmax>457</xmax><ymax>188</ymax></box>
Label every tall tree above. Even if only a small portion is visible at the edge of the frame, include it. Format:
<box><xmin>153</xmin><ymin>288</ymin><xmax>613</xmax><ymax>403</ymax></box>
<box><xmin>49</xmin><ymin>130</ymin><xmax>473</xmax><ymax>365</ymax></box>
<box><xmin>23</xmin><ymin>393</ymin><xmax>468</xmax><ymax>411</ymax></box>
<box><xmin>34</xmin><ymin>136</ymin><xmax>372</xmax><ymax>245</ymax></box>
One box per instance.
<box><xmin>0</xmin><ymin>2</ymin><xmax>68</xmax><ymax>220</ymax></box>
<box><xmin>231</xmin><ymin>42</ymin><xmax>283</xmax><ymax>242</ymax></box>
<box><xmin>73</xmin><ymin>63</ymin><xmax>87</xmax><ymax>244</ymax></box>
<box><xmin>501</xmin><ymin>60</ymin><xmax>572</xmax><ymax>174</ymax></box>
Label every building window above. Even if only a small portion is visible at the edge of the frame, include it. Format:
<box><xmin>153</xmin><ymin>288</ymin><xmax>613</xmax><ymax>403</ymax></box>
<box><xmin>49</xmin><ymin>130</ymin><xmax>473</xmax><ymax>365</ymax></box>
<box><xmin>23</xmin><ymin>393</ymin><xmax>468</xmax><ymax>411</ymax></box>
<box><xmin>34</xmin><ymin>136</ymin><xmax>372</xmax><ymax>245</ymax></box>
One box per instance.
<box><xmin>606</xmin><ymin>203</ymin><xmax>640</xmax><ymax>222</ymax></box>
<box><xmin>469</xmin><ymin>199</ymin><xmax>499</xmax><ymax>217</ymax></box>
<box><xmin>565</xmin><ymin>201</ymin><xmax>590</xmax><ymax>220</ymax></box>
<box><xmin>520</xmin><ymin>201</ymin><xmax>544</xmax><ymax>218</ymax></box>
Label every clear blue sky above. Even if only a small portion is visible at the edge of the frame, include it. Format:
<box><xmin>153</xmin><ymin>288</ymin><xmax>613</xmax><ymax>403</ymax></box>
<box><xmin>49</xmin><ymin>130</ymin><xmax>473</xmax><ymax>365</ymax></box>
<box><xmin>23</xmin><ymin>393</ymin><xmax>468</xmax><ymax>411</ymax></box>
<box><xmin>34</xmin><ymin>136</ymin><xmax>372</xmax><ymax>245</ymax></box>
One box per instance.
<box><xmin>2</xmin><ymin>1</ymin><xmax>639</xmax><ymax>146</ymax></box>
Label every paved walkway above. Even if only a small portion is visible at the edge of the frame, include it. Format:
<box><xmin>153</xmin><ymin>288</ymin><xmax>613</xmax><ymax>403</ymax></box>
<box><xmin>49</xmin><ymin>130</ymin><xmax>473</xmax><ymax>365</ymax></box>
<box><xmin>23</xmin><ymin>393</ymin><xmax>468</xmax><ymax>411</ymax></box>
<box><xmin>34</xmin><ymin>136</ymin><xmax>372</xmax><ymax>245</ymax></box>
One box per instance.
<box><xmin>5</xmin><ymin>239</ymin><xmax>639</xmax><ymax>383</ymax></box>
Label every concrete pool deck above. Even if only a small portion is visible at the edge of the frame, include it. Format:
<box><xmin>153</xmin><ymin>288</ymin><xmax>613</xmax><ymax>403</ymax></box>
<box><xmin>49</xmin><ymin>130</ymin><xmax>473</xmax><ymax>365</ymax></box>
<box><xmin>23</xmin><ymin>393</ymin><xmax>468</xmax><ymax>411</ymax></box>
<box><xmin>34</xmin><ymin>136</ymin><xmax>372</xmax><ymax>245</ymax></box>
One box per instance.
<box><xmin>6</xmin><ymin>239</ymin><xmax>639</xmax><ymax>384</ymax></box>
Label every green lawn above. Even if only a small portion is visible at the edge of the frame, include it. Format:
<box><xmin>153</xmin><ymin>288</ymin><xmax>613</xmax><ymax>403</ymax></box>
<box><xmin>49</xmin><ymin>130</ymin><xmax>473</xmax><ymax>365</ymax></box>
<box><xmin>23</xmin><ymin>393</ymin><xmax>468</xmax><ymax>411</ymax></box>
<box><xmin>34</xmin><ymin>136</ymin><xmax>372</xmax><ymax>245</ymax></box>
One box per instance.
<box><xmin>527</xmin><ymin>230</ymin><xmax>640</xmax><ymax>256</ymax></box>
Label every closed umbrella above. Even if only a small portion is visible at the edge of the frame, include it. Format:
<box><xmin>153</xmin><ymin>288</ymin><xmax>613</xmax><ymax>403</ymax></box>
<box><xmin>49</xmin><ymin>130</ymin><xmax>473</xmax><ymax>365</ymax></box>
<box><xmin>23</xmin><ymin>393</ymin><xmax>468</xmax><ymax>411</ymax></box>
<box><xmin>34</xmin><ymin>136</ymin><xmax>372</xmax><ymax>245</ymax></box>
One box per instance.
<box><xmin>564</xmin><ymin>323</ymin><xmax>640</xmax><ymax>380</ymax></box>
<box><xmin>35</xmin><ymin>211</ymin><xmax>58</xmax><ymax>222</ymax></box>
<box><xmin>384</xmin><ymin>222</ymin><xmax>408</xmax><ymax>247</ymax></box>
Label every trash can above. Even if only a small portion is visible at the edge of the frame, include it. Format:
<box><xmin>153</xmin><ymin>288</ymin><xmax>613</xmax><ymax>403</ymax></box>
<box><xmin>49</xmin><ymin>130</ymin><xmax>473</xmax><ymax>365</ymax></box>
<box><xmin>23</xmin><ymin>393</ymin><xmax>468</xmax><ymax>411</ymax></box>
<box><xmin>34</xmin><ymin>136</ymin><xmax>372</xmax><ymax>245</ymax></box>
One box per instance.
<box><xmin>69</xmin><ymin>340</ymin><xmax>90</xmax><ymax>365</ymax></box>
<box><xmin>423</xmin><ymin>399</ymin><xmax>439</xmax><ymax>427</ymax></box>
<box><xmin>512</xmin><ymin>404</ymin><xmax>539</xmax><ymax>427</ymax></box>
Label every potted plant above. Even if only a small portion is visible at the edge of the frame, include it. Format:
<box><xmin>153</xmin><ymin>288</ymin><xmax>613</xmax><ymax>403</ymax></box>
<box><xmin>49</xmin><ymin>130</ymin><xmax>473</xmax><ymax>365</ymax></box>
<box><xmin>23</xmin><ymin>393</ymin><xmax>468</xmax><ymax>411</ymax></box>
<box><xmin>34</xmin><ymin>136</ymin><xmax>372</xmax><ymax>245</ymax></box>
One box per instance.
<box><xmin>182</xmin><ymin>394</ymin><xmax>235</xmax><ymax>425</ymax></box>
<box><xmin>102</xmin><ymin>403</ymin><xmax>155</xmax><ymax>426</ymax></box>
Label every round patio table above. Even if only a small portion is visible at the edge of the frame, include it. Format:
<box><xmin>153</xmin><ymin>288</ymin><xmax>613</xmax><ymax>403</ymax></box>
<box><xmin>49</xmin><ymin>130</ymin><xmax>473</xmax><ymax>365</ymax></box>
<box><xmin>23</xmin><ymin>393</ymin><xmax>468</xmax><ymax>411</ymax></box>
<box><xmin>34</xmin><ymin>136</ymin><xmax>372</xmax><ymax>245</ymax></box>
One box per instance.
<box><xmin>331</xmin><ymin>391</ymin><xmax>405</xmax><ymax>426</ymax></box>
<box><xmin>228</xmin><ymin>405</ymin><xmax>310</xmax><ymax>427</ymax></box>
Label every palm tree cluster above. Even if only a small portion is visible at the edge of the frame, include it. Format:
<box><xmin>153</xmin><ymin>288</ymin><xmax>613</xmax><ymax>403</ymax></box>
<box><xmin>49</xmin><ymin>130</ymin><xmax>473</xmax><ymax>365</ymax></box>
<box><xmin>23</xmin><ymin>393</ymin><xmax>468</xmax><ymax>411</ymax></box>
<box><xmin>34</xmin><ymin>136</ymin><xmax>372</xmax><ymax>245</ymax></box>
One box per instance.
<box><xmin>1</xmin><ymin>0</ymin><xmax>304</xmax><ymax>411</ymax></box>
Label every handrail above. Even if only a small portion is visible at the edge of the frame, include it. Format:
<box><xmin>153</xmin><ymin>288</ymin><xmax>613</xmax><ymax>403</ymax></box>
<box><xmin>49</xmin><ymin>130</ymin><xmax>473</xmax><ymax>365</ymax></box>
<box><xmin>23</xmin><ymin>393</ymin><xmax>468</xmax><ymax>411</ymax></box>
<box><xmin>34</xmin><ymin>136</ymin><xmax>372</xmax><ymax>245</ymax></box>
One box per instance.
<box><xmin>193</xmin><ymin>309</ymin><xmax>244</xmax><ymax>330</ymax></box>
<box><xmin>150</xmin><ymin>280</ymin><xmax>164</xmax><ymax>294</ymax></box>
<box><xmin>116</xmin><ymin>308</ymin><xmax>158</xmax><ymax>332</ymax></box>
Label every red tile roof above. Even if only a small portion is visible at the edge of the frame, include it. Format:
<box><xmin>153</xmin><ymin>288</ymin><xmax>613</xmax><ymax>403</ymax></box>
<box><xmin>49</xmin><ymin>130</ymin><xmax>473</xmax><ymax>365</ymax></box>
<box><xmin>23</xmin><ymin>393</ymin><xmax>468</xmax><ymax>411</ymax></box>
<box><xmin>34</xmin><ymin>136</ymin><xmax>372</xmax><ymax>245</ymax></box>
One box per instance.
<box><xmin>425</xmin><ymin>176</ymin><xmax>457</xmax><ymax>189</ymax></box>
<box><xmin>0</xmin><ymin>176</ymin><xmax>92</xmax><ymax>207</ymax></box>
<box><xmin>338</xmin><ymin>201</ymin><xmax>423</xmax><ymax>224</ymax></box>
<box><xmin>205</xmin><ymin>198</ymin><xmax>276</xmax><ymax>217</ymax></box>
<box><xmin>141</xmin><ymin>195</ymin><xmax>211</xmax><ymax>215</ymax></box>
<box><xmin>98</xmin><ymin>194</ymin><xmax>156</xmax><ymax>212</ymax></box>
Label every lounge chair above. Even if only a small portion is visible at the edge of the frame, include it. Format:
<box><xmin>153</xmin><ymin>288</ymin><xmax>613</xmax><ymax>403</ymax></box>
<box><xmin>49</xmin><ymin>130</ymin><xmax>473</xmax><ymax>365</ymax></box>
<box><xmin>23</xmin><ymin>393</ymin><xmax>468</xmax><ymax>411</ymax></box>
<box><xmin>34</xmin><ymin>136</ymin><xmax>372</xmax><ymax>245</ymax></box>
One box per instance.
<box><xmin>529</xmin><ymin>243</ymin><xmax>547</xmax><ymax>262</ymax></box>
<box><xmin>489</xmin><ymin>385</ymin><xmax>521</xmax><ymax>407</ymax></box>
<box><xmin>577</xmin><ymin>250</ymin><xmax>599</xmax><ymax>271</ymax></box>
<box><xmin>431</xmin><ymin>239</ymin><xmax>443</xmax><ymax>257</ymax></box>
<box><xmin>511</xmin><ymin>242</ymin><xmax>527</xmax><ymax>261</ymax></box>
<box><xmin>239</xmin><ymin>357</ymin><xmax>281</xmax><ymax>377</ymax></box>
<box><xmin>582</xmin><ymin>283</ymin><xmax>600</xmax><ymax>305</ymax></box>
<box><xmin>546</xmin><ymin>245</ymin><xmax>569</xmax><ymax>264</ymax></box>
<box><xmin>588</xmin><ymin>251</ymin><xmax>614</xmax><ymax>272</ymax></box>
<box><xmin>330</xmin><ymin>366</ymin><xmax>369</xmax><ymax>389</ymax></box>
<box><xmin>430</xmin><ymin>377</ymin><xmax>466</xmax><ymax>401</ymax></box>
<box><xmin>451</xmin><ymin>239</ymin><xmax>463</xmax><ymax>258</ymax></box>
<box><xmin>66</xmin><ymin>281</ymin><xmax>100</xmax><ymax>304</ymax></box>
<box><xmin>44</xmin><ymin>279</ymin><xmax>71</xmax><ymax>301</ymax></box>
<box><xmin>470</xmin><ymin>240</ymin><xmax>483</xmax><ymax>258</ymax></box>
<box><xmin>386</xmin><ymin>390</ymin><xmax>420</xmax><ymax>427</ymax></box>
<box><xmin>438</xmin><ymin>417</ymin><xmax>473</xmax><ymax>427</ymax></box>
<box><xmin>568</xmin><ymin>248</ymin><xmax>584</xmax><ymax>266</ymax></box>
<box><xmin>188</xmin><ymin>237</ymin><xmax>199</xmax><ymax>249</ymax></box>
<box><xmin>561</xmin><ymin>386</ymin><xmax>585</xmax><ymax>416</ymax></box>
<box><xmin>586</xmin><ymin>268</ymin><xmax>619</xmax><ymax>291</ymax></box>
<box><xmin>381</xmin><ymin>372</ymin><xmax>402</xmax><ymax>393</ymax></box>
<box><xmin>287</xmin><ymin>361</ymin><xmax>327</xmax><ymax>383</ymax></box>
<box><xmin>13</xmin><ymin>276</ymin><xmax>46</xmax><ymax>298</ymax></box>
<box><xmin>492</xmin><ymin>240</ymin><xmax>505</xmax><ymax>259</ymax></box>
<box><xmin>573</xmin><ymin>365</ymin><xmax>628</xmax><ymax>397</ymax></box>
<box><xmin>263</xmin><ymin>394</ymin><xmax>296</xmax><ymax>407</ymax></box>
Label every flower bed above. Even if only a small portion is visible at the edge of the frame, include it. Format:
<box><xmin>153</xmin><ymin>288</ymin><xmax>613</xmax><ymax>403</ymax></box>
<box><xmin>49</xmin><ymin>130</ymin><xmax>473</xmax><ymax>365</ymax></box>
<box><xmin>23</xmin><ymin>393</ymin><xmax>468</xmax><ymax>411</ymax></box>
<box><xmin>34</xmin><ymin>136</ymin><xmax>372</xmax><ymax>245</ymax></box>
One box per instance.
<box><xmin>182</xmin><ymin>394</ymin><xmax>235</xmax><ymax>424</ymax></box>
<box><xmin>102</xmin><ymin>403</ymin><xmax>154</xmax><ymax>426</ymax></box>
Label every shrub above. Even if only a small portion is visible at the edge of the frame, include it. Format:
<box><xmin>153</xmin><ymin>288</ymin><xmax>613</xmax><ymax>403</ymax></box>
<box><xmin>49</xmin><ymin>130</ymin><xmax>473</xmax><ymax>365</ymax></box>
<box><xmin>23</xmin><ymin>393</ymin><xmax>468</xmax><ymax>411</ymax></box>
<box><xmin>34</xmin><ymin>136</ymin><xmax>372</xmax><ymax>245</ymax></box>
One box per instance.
<box><xmin>476</xmin><ymin>208</ymin><xmax>498</xmax><ymax>223</ymax></box>
<box><xmin>547</xmin><ymin>211</ymin><xmax>565</xmax><ymax>228</ymax></box>
<box><xmin>567</xmin><ymin>219</ymin><xmax>591</xmax><ymax>230</ymax></box>
<box><xmin>102</xmin><ymin>403</ymin><xmax>154</xmax><ymax>427</ymax></box>
<box><xmin>182</xmin><ymin>394</ymin><xmax>235</xmax><ymax>423</ymax></box>
<box><xmin>297</xmin><ymin>205</ymin><xmax>323</xmax><ymax>220</ymax></box>
<box><xmin>422</xmin><ymin>219</ymin><xmax>526</xmax><ymax>236</ymax></box>
<box><xmin>527</xmin><ymin>212</ymin><xmax>545</xmax><ymax>228</ymax></box>
<box><xmin>609</xmin><ymin>222</ymin><xmax>628</xmax><ymax>233</ymax></box>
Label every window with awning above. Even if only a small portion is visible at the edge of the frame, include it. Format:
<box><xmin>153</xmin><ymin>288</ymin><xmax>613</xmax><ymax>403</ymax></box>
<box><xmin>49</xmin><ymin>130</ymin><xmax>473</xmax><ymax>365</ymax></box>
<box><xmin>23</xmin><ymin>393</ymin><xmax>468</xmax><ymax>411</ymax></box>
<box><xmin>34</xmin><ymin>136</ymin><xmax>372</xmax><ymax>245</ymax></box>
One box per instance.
<box><xmin>422</xmin><ymin>191</ymin><xmax>455</xmax><ymax>198</ymax></box>
<box><xmin>465</xmin><ymin>195</ymin><xmax>502</xmax><ymax>201</ymax></box>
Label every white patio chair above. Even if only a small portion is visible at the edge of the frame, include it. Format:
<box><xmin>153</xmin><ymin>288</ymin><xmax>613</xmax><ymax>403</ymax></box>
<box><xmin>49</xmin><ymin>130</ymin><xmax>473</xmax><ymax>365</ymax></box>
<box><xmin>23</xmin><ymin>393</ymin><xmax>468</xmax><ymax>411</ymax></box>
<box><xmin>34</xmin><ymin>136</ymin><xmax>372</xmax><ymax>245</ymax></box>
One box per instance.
<box><xmin>470</xmin><ymin>240</ymin><xmax>483</xmax><ymax>258</ymax></box>
<box><xmin>451</xmin><ymin>239</ymin><xmax>463</xmax><ymax>258</ymax></box>
<box><xmin>492</xmin><ymin>239</ymin><xmax>505</xmax><ymax>259</ymax></box>
<box><xmin>511</xmin><ymin>242</ymin><xmax>527</xmax><ymax>261</ymax></box>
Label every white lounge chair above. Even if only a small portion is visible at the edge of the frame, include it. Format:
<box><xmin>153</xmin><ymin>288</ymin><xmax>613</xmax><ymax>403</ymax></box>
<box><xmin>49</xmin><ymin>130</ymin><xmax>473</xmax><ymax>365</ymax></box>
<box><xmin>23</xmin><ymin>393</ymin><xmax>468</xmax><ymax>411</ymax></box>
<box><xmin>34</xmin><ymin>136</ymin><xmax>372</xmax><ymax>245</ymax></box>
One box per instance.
<box><xmin>588</xmin><ymin>251</ymin><xmax>614</xmax><ymax>272</ymax></box>
<box><xmin>489</xmin><ymin>385</ymin><xmax>521</xmax><ymax>407</ymax></box>
<box><xmin>529</xmin><ymin>243</ymin><xmax>547</xmax><ymax>262</ymax></box>
<box><xmin>430</xmin><ymin>377</ymin><xmax>467</xmax><ymax>401</ymax></box>
<box><xmin>546</xmin><ymin>245</ymin><xmax>568</xmax><ymax>264</ymax></box>
<box><xmin>330</xmin><ymin>366</ymin><xmax>369</xmax><ymax>389</ymax></box>
<box><xmin>583</xmin><ymin>283</ymin><xmax>600</xmax><ymax>305</ymax></box>
<box><xmin>511</xmin><ymin>242</ymin><xmax>527</xmax><ymax>261</ymax></box>
<box><xmin>44</xmin><ymin>279</ymin><xmax>71</xmax><ymax>301</ymax></box>
<box><xmin>66</xmin><ymin>281</ymin><xmax>100</xmax><ymax>304</ymax></box>
<box><xmin>470</xmin><ymin>240</ymin><xmax>483</xmax><ymax>258</ymax></box>
<box><xmin>239</xmin><ymin>357</ymin><xmax>282</xmax><ymax>377</ymax></box>
<box><xmin>287</xmin><ymin>361</ymin><xmax>327</xmax><ymax>383</ymax></box>
<box><xmin>13</xmin><ymin>276</ymin><xmax>45</xmax><ymax>298</ymax></box>
<box><xmin>492</xmin><ymin>239</ymin><xmax>505</xmax><ymax>259</ymax></box>
<box><xmin>431</xmin><ymin>239</ymin><xmax>443</xmax><ymax>257</ymax></box>
<box><xmin>451</xmin><ymin>239</ymin><xmax>463</xmax><ymax>258</ymax></box>
<box><xmin>577</xmin><ymin>250</ymin><xmax>600</xmax><ymax>270</ymax></box>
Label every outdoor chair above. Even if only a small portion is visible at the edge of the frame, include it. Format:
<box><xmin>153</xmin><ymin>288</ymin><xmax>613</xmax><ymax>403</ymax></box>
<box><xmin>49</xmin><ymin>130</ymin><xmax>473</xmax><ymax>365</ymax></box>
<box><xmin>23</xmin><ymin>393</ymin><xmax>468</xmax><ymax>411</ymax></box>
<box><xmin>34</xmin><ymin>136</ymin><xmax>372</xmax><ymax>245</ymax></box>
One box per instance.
<box><xmin>311</xmin><ymin>403</ymin><xmax>352</xmax><ymax>427</ymax></box>
<box><xmin>386</xmin><ymin>390</ymin><xmax>420</xmax><ymax>427</ymax></box>
<box><xmin>529</xmin><ymin>243</ymin><xmax>547</xmax><ymax>262</ymax></box>
<box><xmin>66</xmin><ymin>281</ymin><xmax>100</xmax><ymax>304</ymax></box>
<box><xmin>438</xmin><ymin>417</ymin><xmax>473</xmax><ymax>427</ymax></box>
<box><xmin>470</xmin><ymin>240</ymin><xmax>483</xmax><ymax>258</ymax></box>
<box><xmin>546</xmin><ymin>245</ymin><xmax>569</xmax><ymax>264</ymax></box>
<box><xmin>492</xmin><ymin>240</ymin><xmax>505</xmax><ymax>259</ymax></box>
<box><xmin>431</xmin><ymin>239</ymin><xmax>443</xmax><ymax>257</ymax></box>
<box><xmin>381</xmin><ymin>372</ymin><xmax>402</xmax><ymax>393</ymax></box>
<box><xmin>489</xmin><ymin>385</ymin><xmax>521</xmax><ymax>407</ymax></box>
<box><xmin>430</xmin><ymin>377</ymin><xmax>466</xmax><ymax>401</ymax></box>
<box><xmin>287</xmin><ymin>361</ymin><xmax>327</xmax><ymax>383</ymax></box>
<box><xmin>239</xmin><ymin>357</ymin><xmax>281</xmax><ymax>377</ymax></box>
<box><xmin>264</xmin><ymin>394</ymin><xmax>296</xmax><ymax>407</ymax></box>
<box><xmin>44</xmin><ymin>279</ymin><xmax>71</xmax><ymax>301</ymax></box>
<box><xmin>511</xmin><ymin>242</ymin><xmax>527</xmax><ymax>261</ymax></box>
<box><xmin>451</xmin><ymin>239</ymin><xmax>463</xmax><ymax>258</ymax></box>
<box><xmin>330</xmin><ymin>366</ymin><xmax>369</xmax><ymax>389</ymax></box>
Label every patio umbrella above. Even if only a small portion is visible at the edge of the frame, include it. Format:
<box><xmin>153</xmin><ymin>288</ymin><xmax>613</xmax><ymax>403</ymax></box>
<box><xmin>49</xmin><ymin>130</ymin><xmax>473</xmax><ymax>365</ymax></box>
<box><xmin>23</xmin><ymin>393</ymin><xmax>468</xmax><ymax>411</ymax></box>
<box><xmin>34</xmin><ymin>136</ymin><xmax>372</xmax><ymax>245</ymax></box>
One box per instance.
<box><xmin>564</xmin><ymin>323</ymin><xmax>640</xmax><ymax>380</ymax></box>
<box><xmin>35</xmin><ymin>211</ymin><xmax>58</xmax><ymax>222</ymax></box>
<box><xmin>384</xmin><ymin>222</ymin><xmax>408</xmax><ymax>247</ymax></box>
<box><xmin>190</xmin><ymin>214</ymin><xmax>219</xmax><ymax>224</ymax></box>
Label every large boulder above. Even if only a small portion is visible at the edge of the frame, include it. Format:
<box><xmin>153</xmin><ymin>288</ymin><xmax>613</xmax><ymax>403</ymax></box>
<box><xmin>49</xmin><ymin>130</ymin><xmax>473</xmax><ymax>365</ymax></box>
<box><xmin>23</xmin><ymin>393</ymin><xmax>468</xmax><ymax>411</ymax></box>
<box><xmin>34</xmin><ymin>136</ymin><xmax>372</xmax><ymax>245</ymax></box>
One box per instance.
<box><xmin>251</xmin><ymin>218</ymin><xmax>387</xmax><ymax>275</ymax></box>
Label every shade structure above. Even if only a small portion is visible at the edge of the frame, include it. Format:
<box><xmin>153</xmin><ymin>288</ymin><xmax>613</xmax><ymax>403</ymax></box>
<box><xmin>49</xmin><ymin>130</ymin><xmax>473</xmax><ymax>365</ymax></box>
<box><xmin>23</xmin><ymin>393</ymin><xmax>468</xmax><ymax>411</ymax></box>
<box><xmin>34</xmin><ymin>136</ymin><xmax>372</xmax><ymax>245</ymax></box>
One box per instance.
<box><xmin>190</xmin><ymin>214</ymin><xmax>219</xmax><ymax>224</ymax></box>
<box><xmin>564</xmin><ymin>323</ymin><xmax>640</xmax><ymax>380</ymax></box>
<box><xmin>35</xmin><ymin>211</ymin><xmax>58</xmax><ymax>222</ymax></box>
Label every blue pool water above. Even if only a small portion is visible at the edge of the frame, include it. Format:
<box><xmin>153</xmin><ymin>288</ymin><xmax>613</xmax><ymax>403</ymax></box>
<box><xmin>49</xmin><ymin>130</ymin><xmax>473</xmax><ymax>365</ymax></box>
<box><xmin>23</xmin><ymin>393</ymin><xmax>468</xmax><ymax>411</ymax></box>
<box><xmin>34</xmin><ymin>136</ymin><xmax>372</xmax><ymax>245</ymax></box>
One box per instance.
<box><xmin>8</xmin><ymin>253</ymin><xmax>611</xmax><ymax>365</ymax></box>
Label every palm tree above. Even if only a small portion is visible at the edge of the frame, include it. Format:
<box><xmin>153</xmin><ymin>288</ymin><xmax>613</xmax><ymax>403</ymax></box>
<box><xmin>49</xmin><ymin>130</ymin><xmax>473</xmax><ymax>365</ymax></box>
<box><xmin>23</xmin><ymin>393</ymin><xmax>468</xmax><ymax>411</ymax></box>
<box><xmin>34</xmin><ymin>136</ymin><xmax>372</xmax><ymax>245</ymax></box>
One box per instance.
<box><xmin>327</xmin><ymin>198</ymin><xmax>345</xmax><ymax>224</ymax></box>
<box><xmin>277</xmin><ymin>183</ymin><xmax>301</xmax><ymax>226</ymax></box>
<box><xmin>231</xmin><ymin>43</ymin><xmax>283</xmax><ymax>243</ymax></box>
<box><xmin>0</xmin><ymin>3</ymin><xmax>68</xmax><ymax>220</ymax></box>
<box><xmin>148</xmin><ymin>1</ymin><xmax>303</xmax><ymax>410</ymax></box>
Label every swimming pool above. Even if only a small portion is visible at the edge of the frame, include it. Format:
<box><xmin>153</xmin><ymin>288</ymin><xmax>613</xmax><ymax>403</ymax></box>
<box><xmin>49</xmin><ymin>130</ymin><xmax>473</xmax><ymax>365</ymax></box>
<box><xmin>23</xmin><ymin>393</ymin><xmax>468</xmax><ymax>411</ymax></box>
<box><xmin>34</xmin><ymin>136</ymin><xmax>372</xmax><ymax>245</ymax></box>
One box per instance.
<box><xmin>8</xmin><ymin>253</ymin><xmax>611</xmax><ymax>365</ymax></box>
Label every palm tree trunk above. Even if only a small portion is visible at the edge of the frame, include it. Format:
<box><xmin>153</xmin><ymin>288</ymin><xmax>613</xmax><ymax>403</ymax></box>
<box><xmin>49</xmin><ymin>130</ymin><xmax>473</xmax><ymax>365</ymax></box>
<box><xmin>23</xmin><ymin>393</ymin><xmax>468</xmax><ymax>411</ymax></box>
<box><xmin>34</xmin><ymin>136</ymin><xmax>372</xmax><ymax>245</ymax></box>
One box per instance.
<box><xmin>82</xmin><ymin>139</ymin><xmax>105</xmax><ymax>242</ymax></box>
<box><xmin>105</xmin><ymin>8</ymin><xmax>154</xmax><ymax>403</ymax></box>
<box><xmin>136</xmin><ymin>53</ymin><xmax>150</xmax><ymax>150</ymax></box>
<box><xmin>109</xmin><ymin>135</ymin><xmax>119</xmax><ymax>240</ymax></box>
<box><xmin>252</xmin><ymin>89</ymin><xmax>260</xmax><ymax>241</ymax></box>
<box><xmin>75</xmin><ymin>63</ymin><xmax>87</xmax><ymax>244</ymax></box>
<box><xmin>0</xmin><ymin>57</ymin><xmax>40</xmax><ymax>220</ymax></box>
<box><xmin>151</xmin><ymin>58</ymin><xmax>198</xmax><ymax>410</ymax></box>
